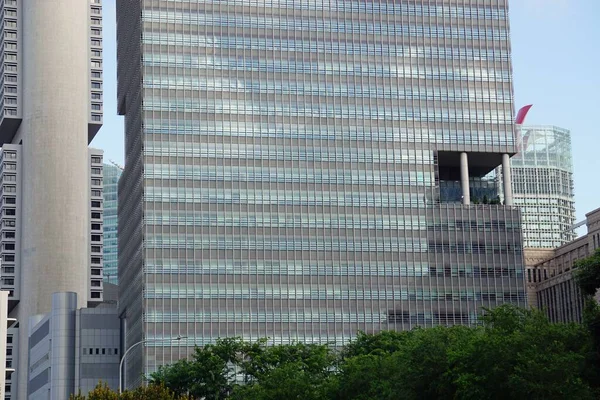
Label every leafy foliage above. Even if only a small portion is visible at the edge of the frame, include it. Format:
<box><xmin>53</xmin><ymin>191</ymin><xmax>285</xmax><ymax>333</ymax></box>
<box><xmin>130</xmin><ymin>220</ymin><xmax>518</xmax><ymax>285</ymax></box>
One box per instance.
<box><xmin>72</xmin><ymin>305</ymin><xmax>599</xmax><ymax>399</ymax></box>
<box><xmin>69</xmin><ymin>382</ymin><xmax>189</xmax><ymax>400</ymax></box>
<box><xmin>574</xmin><ymin>248</ymin><xmax>600</xmax><ymax>296</ymax></box>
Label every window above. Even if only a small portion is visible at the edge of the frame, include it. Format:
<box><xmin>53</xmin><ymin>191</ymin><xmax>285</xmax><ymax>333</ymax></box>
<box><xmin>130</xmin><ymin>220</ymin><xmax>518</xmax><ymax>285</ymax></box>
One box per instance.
<box><xmin>91</xmin><ymin>167</ymin><xmax>101</xmax><ymax>174</ymax></box>
<box><xmin>91</xmin><ymin>93</ymin><xmax>102</xmax><ymax>100</ymax></box>
<box><xmin>91</xmin><ymin>246</ymin><xmax>101</xmax><ymax>253</ymax></box>
<box><xmin>92</xmin><ymin>269</ymin><xmax>101</xmax><ymax>275</ymax></box>
<box><xmin>3</xmin><ymin>255</ymin><xmax>14</xmax><ymax>262</ymax></box>
<box><xmin>91</xmin><ymin>212</ymin><xmax>101</xmax><ymax>219</ymax></box>
<box><xmin>91</xmin><ymin>200</ymin><xmax>101</xmax><ymax>207</ymax></box>
<box><xmin>91</xmin><ymin>235</ymin><xmax>101</xmax><ymax>242</ymax></box>
<box><xmin>91</xmin><ymin>224</ymin><xmax>101</xmax><ymax>231</ymax></box>
<box><xmin>95</xmin><ymin>348</ymin><xmax>99</xmax><ymax>355</ymax></box>
<box><xmin>4</xmin><ymin>232</ymin><xmax>14</xmax><ymax>238</ymax></box>
<box><xmin>91</xmin><ymin>103</ymin><xmax>101</xmax><ymax>110</ymax></box>
<box><xmin>4</xmin><ymin>243</ymin><xmax>14</xmax><ymax>250</ymax></box>
<box><xmin>91</xmin><ymin>189</ymin><xmax>101</xmax><ymax>197</ymax></box>
<box><xmin>3</xmin><ymin>197</ymin><xmax>14</xmax><ymax>204</ymax></box>
<box><xmin>102</xmin><ymin>348</ymin><xmax>106</xmax><ymax>355</ymax></box>
<box><xmin>5</xmin><ymin>349</ymin><xmax>11</xmax><ymax>356</ymax></box>
<box><xmin>4</xmin><ymin>209</ymin><xmax>15</xmax><ymax>216</ymax></box>
<box><xmin>91</xmin><ymin>82</ymin><xmax>102</xmax><ymax>89</ymax></box>
<box><xmin>92</xmin><ymin>178</ymin><xmax>101</xmax><ymax>186</ymax></box>
<box><xmin>91</xmin><ymin>292</ymin><xmax>100</xmax><ymax>299</ymax></box>
<box><xmin>6</xmin><ymin>336</ymin><xmax>12</xmax><ymax>344</ymax></box>
<box><xmin>91</xmin><ymin>280</ymin><xmax>101</xmax><ymax>287</ymax></box>
<box><xmin>91</xmin><ymin>256</ymin><xmax>101</xmax><ymax>264</ymax></box>
<box><xmin>115</xmin><ymin>348</ymin><xmax>119</xmax><ymax>355</ymax></box>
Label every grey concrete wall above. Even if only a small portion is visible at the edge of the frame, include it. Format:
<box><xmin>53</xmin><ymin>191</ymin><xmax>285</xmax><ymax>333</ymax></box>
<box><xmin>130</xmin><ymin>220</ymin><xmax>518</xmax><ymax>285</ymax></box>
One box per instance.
<box><xmin>17</xmin><ymin>1</ymin><xmax>92</xmax><ymax>398</ymax></box>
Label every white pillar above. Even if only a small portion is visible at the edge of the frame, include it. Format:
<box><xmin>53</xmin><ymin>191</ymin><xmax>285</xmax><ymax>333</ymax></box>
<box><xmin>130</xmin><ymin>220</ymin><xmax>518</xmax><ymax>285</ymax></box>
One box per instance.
<box><xmin>460</xmin><ymin>152</ymin><xmax>470</xmax><ymax>205</ymax></box>
<box><xmin>502</xmin><ymin>153</ymin><xmax>513</xmax><ymax>206</ymax></box>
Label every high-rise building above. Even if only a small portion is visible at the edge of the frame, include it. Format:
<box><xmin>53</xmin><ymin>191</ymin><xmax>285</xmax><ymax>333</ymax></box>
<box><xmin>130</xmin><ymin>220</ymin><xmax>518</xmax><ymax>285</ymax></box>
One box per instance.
<box><xmin>510</xmin><ymin>126</ymin><xmax>576</xmax><ymax>307</ymax></box>
<box><xmin>117</xmin><ymin>0</ymin><xmax>526</xmax><ymax>388</ymax></box>
<box><xmin>512</xmin><ymin>126</ymin><xmax>576</xmax><ymax>249</ymax></box>
<box><xmin>0</xmin><ymin>1</ymin><xmax>104</xmax><ymax>398</ymax></box>
<box><xmin>103</xmin><ymin>164</ymin><xmax>122</xmax><ymax>284</ymax></box>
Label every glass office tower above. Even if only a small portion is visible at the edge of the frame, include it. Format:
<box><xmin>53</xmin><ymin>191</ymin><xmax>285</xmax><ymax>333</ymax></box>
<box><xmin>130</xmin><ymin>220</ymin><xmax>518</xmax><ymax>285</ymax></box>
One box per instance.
<box><xmin>117</xmin><ymin>0</ymin><xmax>526</xmax><ymax>387</ymax></box>
<box><xmin>103</xmin><ymin>163</ymin><xmax>122</xmax><ymax>284</ymax></box>
<box><xmin>512</xmin><ymin>126</ymin><xmax>576</xmax><ymax>248</ymax></box>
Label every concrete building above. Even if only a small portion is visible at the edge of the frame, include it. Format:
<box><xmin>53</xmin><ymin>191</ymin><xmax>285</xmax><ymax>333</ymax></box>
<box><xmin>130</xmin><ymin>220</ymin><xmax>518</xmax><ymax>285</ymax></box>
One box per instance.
<box><xmin>28</xmin><ymin>291</ymin><xmax>120</xmax><ymax>399</ymax></box>
<box><xmin>528</xmin><ymin>208</ymin><xmax>600</xmax><ymax>323</ymax></box>
<box><xmin>103</xmin><ymin>164</ymin><xmax>122</xmax><ymax>284</ymax></box>
<box><xmin>117</xmin><ymin>0</ymin><xmax>526</xmax><ymax>388</ymax></box>
<box><xmin>0</xmin><ymin>1</ymin><xmax>104</xmax><ymax>398</ymax></box>
<box><xmin>0</xmin><ymin>147</ymin><xmax>105</xmax><ymax>399</ymax></box>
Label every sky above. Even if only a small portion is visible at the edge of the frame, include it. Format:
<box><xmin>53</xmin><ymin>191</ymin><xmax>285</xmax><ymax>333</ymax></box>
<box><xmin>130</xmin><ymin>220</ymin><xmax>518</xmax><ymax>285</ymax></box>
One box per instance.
<box><xmin>91</xmin><ymin>0</ymin><xmax>600</xmax><ymax>223</ymax></box>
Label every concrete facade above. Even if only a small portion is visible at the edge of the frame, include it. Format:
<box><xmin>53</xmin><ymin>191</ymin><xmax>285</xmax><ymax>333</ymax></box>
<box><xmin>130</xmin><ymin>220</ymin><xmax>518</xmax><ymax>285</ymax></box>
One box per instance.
<box><xmin>117</xmin><ymin>0</ymin><xmax>526</xmax><ymax>388</ymax></box>
<box><xmin>529</xmin><ymin>208</ymin><xmax>600</xmax><ymax>323</ymax></box>
<box><xmin>28</xmin><ymin>292</ymin><xmax>120</xmax><ymax>399</ymax></box>
<box><xmin>0</xmin><ymin>1</ymin><xmax>105</xmax><ymax>398</ymax></box>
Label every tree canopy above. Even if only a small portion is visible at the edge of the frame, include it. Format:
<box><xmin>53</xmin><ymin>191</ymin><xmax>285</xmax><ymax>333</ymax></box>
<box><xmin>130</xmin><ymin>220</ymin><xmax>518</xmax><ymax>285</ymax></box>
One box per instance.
<box><xmin>72</xmin><ymin>305</ymin><xmax>600</xmax><ymax>400</ymax></box>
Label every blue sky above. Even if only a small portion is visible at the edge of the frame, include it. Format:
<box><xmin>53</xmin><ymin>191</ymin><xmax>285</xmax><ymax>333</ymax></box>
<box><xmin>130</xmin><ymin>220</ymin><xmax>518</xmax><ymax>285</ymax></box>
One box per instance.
<box><xmin>91</xmin><ymin>0</ymin><xmax>600</xmax><ymax>222</ymax></box>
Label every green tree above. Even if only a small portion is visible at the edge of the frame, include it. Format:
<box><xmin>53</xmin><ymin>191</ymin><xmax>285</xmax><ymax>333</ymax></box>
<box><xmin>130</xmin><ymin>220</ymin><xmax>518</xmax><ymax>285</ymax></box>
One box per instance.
<box><xmin>69</xmin><ymin>382</ymin><xmax>188</xmax><ymax>400</ymax></box>
<box><xmin>145</xmin><ymin>305</ymin><xmax>598</xmax><ymax>399</ymax></box>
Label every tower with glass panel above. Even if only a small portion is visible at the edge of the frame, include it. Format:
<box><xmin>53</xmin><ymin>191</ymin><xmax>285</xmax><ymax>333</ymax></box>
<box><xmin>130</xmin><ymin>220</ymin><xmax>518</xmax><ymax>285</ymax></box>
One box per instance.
<box><xmin>117</xmin><ymin>0</ymin><xmax>526</xmax><ymax>387</ymax></box>
<box><xmin>512</xmin><ymin>126</ymin><xmax>576</xmax><ymax>248</ymax></box>
<box><xmin>103</xmin><ymin>163</ymin><xmax>122</xmax><ymax>284</ymax></box>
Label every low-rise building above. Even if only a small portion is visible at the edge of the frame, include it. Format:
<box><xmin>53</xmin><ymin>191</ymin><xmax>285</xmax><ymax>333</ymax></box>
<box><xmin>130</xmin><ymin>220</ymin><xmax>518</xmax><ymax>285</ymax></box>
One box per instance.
<box><xmin>528</xmin><ymin>208</ymin><xmax>600</xmax><ymax>323</ymax></box>
<box><xmin>27</xmin><ymin>289</ymin><xmax>120</xmax><ymax>399</ymax></box>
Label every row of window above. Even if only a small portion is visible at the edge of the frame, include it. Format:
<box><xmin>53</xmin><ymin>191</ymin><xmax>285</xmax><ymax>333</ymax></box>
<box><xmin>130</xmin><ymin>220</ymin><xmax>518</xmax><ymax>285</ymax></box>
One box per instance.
<box><xmin>144</xmin><ymin>187</ymin><xmax>429</xmax><ymax>207</ymax></box>
<box><xmin>144</xmin><ymin>120</ymin><xmax>515</xmax><ymax>147</ymax></box>
<box><xmin>144</xmin><ymin>12</ymin><xmax>507</xmax><ymax>39</ymax></box>
<box><xmin>143</xmin><ymin>235</ymin><xmax>520</xmax><ymax>254</ymax></box>
<box><xmin>161</xmin><ymin>1</ymin><xmax>507</xmax><ymax>20</ymax></box>
<box><xmin>144</xmin><ymin>286</ymin><xmax>527</xmax><ymax>302</ymax></box>
<box><xmin>143</xmin><ymin>142</ymin><xmax>434</xmax><ymax>164</ymax></box>
<box><xmin>144</xmin><ymin>46</ymin><xmax>508</xmax><ymax>72</ymax></box>
<box><xmin>143</xmin><ymin>74</ymin><xmax>512</xmax><ymax>103</ymax></box>
<box><xmin>145</xmin><ymin>236</ymin><xmax>428</xmax><ymax>252</ymax></box>
<box><xmin>144</xmin><ymin>211</ymin><xmax>428</xmax><ymax>230</ymax></box>
<box><xmin>144</xmin><ymin>165</ymin><xmax>434</xmax><ymax>186</ymax></box>
<box><xmin>143</xmin><ymin>32</ymin><xmax>509</xmax><ymax>58</ymax></box>
<box><xmin>143</xmin><ymin>58</ymin><xmax>510</xmax><ymax>82</ymax></box>
<box><xmin>145</xmin><ymin>261</ymin><xmax>524</xmax><ymax>278</ymax></box>
<box><xmin>143</xmin><ymin>99</ymin><xmax>513</xmax><ymax>124</ymax></box>
<box><xmin>82</xmin><ymin>347</ymin><xmax>118</xmax><ymax>356</ymax></box>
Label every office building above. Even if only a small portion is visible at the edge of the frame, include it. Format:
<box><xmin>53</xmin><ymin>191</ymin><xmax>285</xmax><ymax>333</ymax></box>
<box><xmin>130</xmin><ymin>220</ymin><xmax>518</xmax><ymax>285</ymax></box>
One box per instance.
<box><xmin>510</xmin><ymin>126</ymin><xmax>576</xmax><ymax>306</ymax></box>
<box><xmin>103</xmin><ymin>163</ymin><xmax>122</xmax><ymax>284</ymax></box>
<box><xmin>117</xmin><ymin>0</ymin><xmax>526</xmax><ymax>388</ymax></box>
<box><xmin>0</xmin><ymin>1</ymin><xmax>104</xmax><ymax>397</ymax></box>
<box><xmin>512</xmin><ymin>126</ymin><xmax>576</xmax><ymax>249</ymax></box>
<box><xmin>528</xmin><ymin>208</ymin><xmax>600</xmax><ymax>323</ymax></box>
<box><xmin>27</xmin><ymin>291</ymin><xmax>120</xmax><ymax>400</ymax></box>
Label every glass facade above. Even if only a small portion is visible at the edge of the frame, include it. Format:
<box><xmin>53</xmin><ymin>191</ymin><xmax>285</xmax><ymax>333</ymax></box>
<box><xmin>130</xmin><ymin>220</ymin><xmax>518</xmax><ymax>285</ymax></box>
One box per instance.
<box><xmin>512</xmin><ymin>126</ymin><xmax>576</xmax><ymax>248</ymax></box>
<box><xmin>117</xmin><ymin>0</ymin><xmax>526</xmax><ymax>387</ymax></box>
<box><xmin>103</xmin><ymin>164</ymin><xmax>122</xmax><ymax>284</ymax></box>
